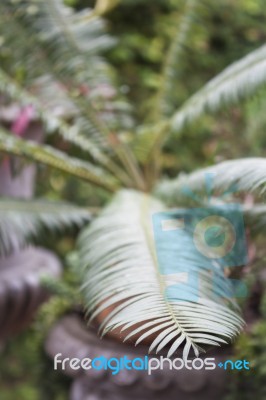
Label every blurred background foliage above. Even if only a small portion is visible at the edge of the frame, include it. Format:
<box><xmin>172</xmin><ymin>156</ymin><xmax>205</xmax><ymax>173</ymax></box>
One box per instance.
<box><xmin>1</xmin><ymin>0</ymin><xmax>266</xmax><ymax>398</ymax></box>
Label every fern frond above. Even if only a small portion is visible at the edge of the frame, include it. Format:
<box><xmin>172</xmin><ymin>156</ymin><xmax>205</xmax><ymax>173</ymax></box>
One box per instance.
<box><xmin>8</xmin><ymin>0</ymin><xmax>115</xmax><ymax>87</ymax></box>
<box><xmin>0</xmin><ymin>128</ymin><xmax>118</xmax><ymax>192</ymax></box>
<box><xmin>1</xmin><ymin>1</ymin><xmax>135</xmax><ymax>158</ymax></box>
<box><xmin>155</xmin><ymin>158</ymin><xmax>266</xmax><ymax>206</ymax></box>
<box><xmin>78</xmin><ymin>190</ymin><xmax>243</xmax><ymax>359</ymax></box>
<box><xmin>0</xmin><ymin>70</ymin><xmax>102</xmax><ymax>158</ymax></box>
<box><xmin>26</xmin><ymin>0</ymin><xmax>123</xmax><ymax>138</ymax></box>
<box><xmin>171</xmin><ymin>44</ymin><xmax>266</xmax><ymax>133</ymax></box>
<box><xmin>131</xmin><ymin>121</ymin><xmax>169</xmax><ymax>165</ymax></box>
<box><xmin>0</xmin><ymin>198</ymin><xmax>91</xmax><ymax>255</ymax></box>
<box><xmin>0</xmin><ymin>70</ymin><xmax>132</xmax><ymax>186</ymax></box>
<box><xmin>156</xmin><ymin>0</ymin><xmax>197</xmax><ymax>118</ymax></box>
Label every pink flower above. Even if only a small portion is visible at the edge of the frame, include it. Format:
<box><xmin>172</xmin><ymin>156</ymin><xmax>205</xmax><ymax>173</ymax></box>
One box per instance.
<box><xmin>11</xmin><ymin>105</ymin><xmax>34</xmax><ymax>137</ymax></box>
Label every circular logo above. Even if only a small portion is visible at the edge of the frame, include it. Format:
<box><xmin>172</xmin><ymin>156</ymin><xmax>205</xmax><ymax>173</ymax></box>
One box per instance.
<box><xmin>193</xmin><ymin>215</ymin><xmax>236</xmax><ymax>259</ymax></box>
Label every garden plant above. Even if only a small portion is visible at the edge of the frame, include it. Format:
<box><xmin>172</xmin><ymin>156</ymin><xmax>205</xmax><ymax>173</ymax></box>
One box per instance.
<box><xmin>0</xmin><ymin>0</ymin><xmax>266</xmax><ymax>362</ymax></box>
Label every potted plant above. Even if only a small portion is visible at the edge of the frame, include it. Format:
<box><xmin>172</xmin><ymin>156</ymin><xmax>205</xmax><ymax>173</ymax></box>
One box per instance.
<box><xmin>0</xmin><ymin>0</ymin><xmax>266</xmax><ymax>398</ymax></box>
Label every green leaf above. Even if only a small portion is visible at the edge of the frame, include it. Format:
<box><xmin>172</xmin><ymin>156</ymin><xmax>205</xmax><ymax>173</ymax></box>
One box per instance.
<box><xmin>78</xmin><ymin>190</ymin><xmax>243</xmax><ymax>359</ymax></box>
<box><xmin>0</xmin><ymin>1</ymin><xmax>136</xmax><ymax>176</ymax></box>
<box><xmin>171</xmin><ymin>44</ymin><xmax>266</xmax><ymax>133</ymax></box>
<box><xmin>0</xmin><ymin>198</ymin><xmax>91</xmax><ymax>255</ymax></box>
<box><xmin>156</xmin><ymin>0</ymin><xmax>197</xmax><ymax>118</ymax></box>
<box><xmin>155</xmin><ymin>158</ymin><xmax>266</xmax><ymax>205</ymax></box>
<box><xmin>4</xmin><ymin>0</ymin><xmax>115</xmax><ymax>88</ymax></box>
<box><xmin>0</xmin><ymin>69</ymin><xmax>132</xmax><ymax>186</ymax></box>
<box><xmin>0</xmin><ymin>128</ymin><xmax>118</xmax><ymax>192</ymax></box>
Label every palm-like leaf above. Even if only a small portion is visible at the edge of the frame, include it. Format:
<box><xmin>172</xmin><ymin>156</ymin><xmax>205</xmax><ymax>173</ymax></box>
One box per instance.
<box><xmin>3</xmin><ymin>0</ymin><xmax>114</xmax><ymax>87</ymax></box>
<box><xmin>0</xmin><ymin>198</ymin><xmax>91</xmax><ymax>255</ymax></box>
<box><xmin>156</xmin><ymin>0</ymin><xmax>197</xmax><ymax>118</ymax></box>
<box><xmin>155</xmin><ymin>158</ymin><xmax>266</xmax><ymax>206</ymax></box>
<box><xmin>171</xmin><ymin>44</ymin><xmax>266</xmax><ymax>133</ymax></box>
<box><xmin>78</xmin><ymin>190</ymin><xmax>243</xmax><ymax>359</ymax></box>
<box><xmin>0</xmin><ymin>127</ymin><xmax>118</xmax><ymax>192</ymax></box>
<box><xmin>132</xmin><ymin>0</ymin><xmax>197</xmax><ymax>165</ymax></box>
<box><xmin>0</xmin><ymin>70</ymin><xmax>132</xmax><ymax>186</ymax></box>
<box><xmin>0</xmin><ymin>70</ymin><xmax>103</xmax><ymax>158</ymax></box>
<box><xmin>0</xmin><ymin>1</ymin><xmax>137</xmax><ymax>184</ymax></box>
<box><xmin>17</xmin><ymin>0</ymin><xmax>127</xmax><ymax>137</ymax></box>
<box><xmin>0</xmin><ymin>0</ymin><xmax>264</xmax><ymax>357</ymax></box>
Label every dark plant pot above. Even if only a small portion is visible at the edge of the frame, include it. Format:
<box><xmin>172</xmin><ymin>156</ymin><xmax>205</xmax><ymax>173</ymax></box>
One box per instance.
<box><xmin>0</xmin><ymin>246</ymin><xmax>61</xmax><ymax>340</ymax></box>
<box><xmin>45</xmin><ymin>271</ymin><xmax>264</xmax><ymax>400</ymax></box>
<box><xmin>45</xmin><ymin>314</ymin><xmax>232</xmax><ymax>400</ymax></box>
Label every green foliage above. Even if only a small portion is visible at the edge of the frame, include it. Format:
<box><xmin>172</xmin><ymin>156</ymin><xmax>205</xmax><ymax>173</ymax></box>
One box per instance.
<box><xmin>171</xmin><ymin>44</ymin><xmax>266</xmax><ymax>134</ymax></box>
<box><xmin>0</xmin><ymin>69</ymin><xmax>131</xmax><ymax>182</ymax></box>
<box><xmin>155</xmin><ymin>158</ymin><xmax>266</xmax><ymax>206</ymax></box>
<box><xmin>0</xmin><ymin>127</ymin><xmax>119</xmax><ymax>191</ymax></box>
<box><xmin>0</xmin><ymin>326</ymin><xmax>70</xmax><ymax>400</ymax></box>
<box><xmin>0</xmin><ymin>197</ymin><xmax>91</xmax><ymax>255</ymax></box>
<box><xmin>226</xmin><ymin>320</ymin><xmax>266</xmax><ymax>400</ymax></box>
<box><xmin>1</xmin><ymin>0</ymin><xmax>266</xmax><ymax>362</ymax></box>
<box><xmin>79</xmin><ymin>190</ymin><xmax>243</xmax><ymax>359</ymax></box>
<box><xmin>107</xmin><ymin>0</ymin><xmax>266</xmax><ymax>122</ymax></box>
<box><xmin>0</xmin><ymin>0</ymin><xmax>138</xmax><ymax>188</ymax></box>
<box><xmin>156</xmin><ymin>0</ymin><xmax>198</xmax><ymax>118</ymax></box>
